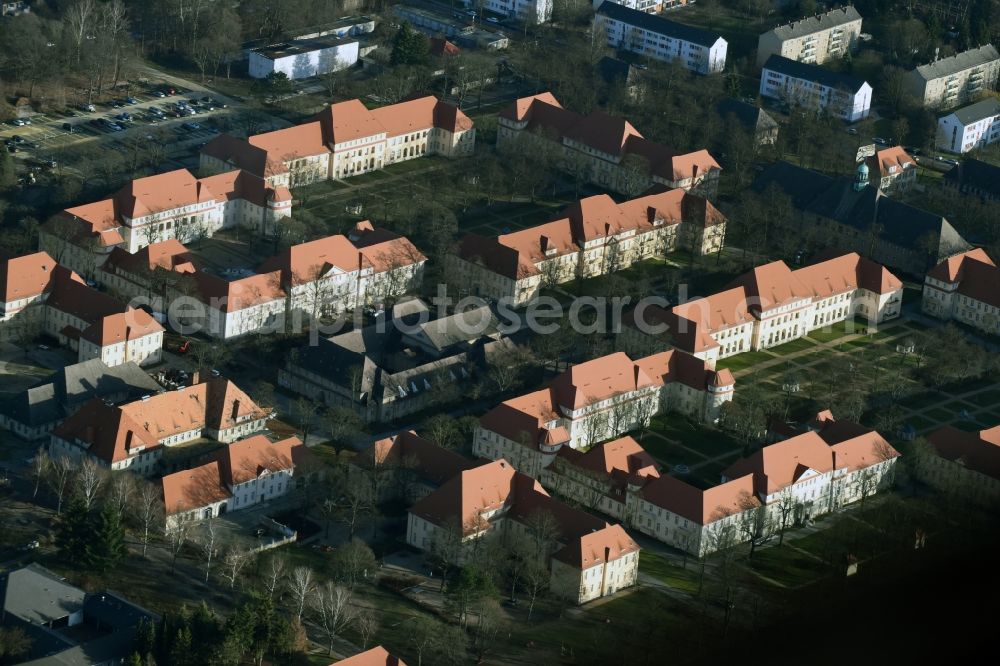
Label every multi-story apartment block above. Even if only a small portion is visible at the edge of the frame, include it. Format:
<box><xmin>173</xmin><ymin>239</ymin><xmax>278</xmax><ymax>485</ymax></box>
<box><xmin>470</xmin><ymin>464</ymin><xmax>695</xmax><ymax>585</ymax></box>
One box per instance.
<box><xmin>591</xmin><ymin>0</ymin><xmax>671</xmax><ymax>12</ymax></box>
<box><xmin>760</xmin><ymin>55</ymin><xmax>872</xmax><ymax>122</ymax></box>
<box><xmin>0</xmin><ymin>251</ymin><xmax>163</xmax><ymax>366</ymax></box>
<box><xmin>497</xmin><ymin>92</ymin><xmax>722</xmax><ymax>197</ymax></box>
<box><xmin>201</xmin><ymin>96</ymin><xmax>474</xmax><ymax>189</ymax></box>
<box><xmin>628</xmin><ymin>252</ymin><xmax>903</xmax><ymax>367</ymax></box>
<box><xmin>463</xmin><ymin>0</ymin><xmax>552</xmax><ymax>23</ymax></box>
<box><xmin>406</xmin><ymin>457</ymin><xmax>640</xmax><ymax>604</ymax></box>
<box><xmin>923</xmin><ymin>423</ymin><xmax>1000</xmax><ymax>506</ymax></box>
<box><xmin>865</xmin><ymin>146</ymin><xmax>918</xmax><ymax>193</ymax></box>
<box><xmin>753</xmin><ymin>161</ymin><xmax>970</xmax><ymax>274</ymax></box>
<box><xmin>42</xmin><ymin>169</ymin><xmax>291</xmax><ymax>269</ymax></box>
<box><xmin>161</xmin><ymin>435</ymin><xmax>306</xmax><ymax>530</ymax></box>
<box><xmin>905</xmin><ymin>44</ymin><xmax>1000</xmax><ymax>109</ymax></box>
<box><xmin>922</xmin><ymin>248</ymin><xmax>1000</xmax><ymax>336</ymax></box>
<box><xmin>936</xmin><ymin>97</ymin><xmax>1000</xmax><ymax>153</ymax></box>
<box><xmin>542</xmin><ymin>412</ymin><xmax>898</xmax><ymax>557</ymax></box>
<box><xmin>474</xmin><ymin>350</ymin><xmax>734</xmax><ymax>477</ymax></box>
<box><xmin>451</xmin><ymin>190</ymin><xmax>726</xmax><ymax>305</ymax></box>
<box><xmin>594</xmin><ymin>2</ymin><xmax>727</xmax><ymax>74</ymax></box>
<box><xmin>50</xmin><ymin>376</ymin><xmax>269</xmax><ymax>475</ymax></box>
<box><xmin>756</xmin><ymin>5</ymin><xmax>863</xmax><ymax>68</ymax></box>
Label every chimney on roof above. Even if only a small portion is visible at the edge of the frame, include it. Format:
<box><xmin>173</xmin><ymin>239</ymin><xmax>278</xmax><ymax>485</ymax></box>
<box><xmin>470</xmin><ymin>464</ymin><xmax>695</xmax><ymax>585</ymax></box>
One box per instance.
<box><xmin>231</xmin><ymin>399</ymin><xmax>240</xmax><ymax>421</ymax></box>
<box><xmin>692</xmin><ymin>164</ymin><xmax>700</xmax><ymax>182</ymax></box>
<box><xmin>124</xmin><ymin>430</ymin><xmax>133</xmax><ymax>451</ymax></box>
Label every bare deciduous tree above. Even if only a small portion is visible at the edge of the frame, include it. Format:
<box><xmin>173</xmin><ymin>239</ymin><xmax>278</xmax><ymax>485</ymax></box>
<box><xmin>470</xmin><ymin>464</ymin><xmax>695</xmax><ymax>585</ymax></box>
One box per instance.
<box><xmin>76</xmin><ymin>457</ymin><xmax>105</xmax><ymax>510</ymax></box>
<box><xmin>198</xmin><ymin>520</ymin><xmax>218</xmax><ymax>582</ymax></box>
<box><xmin>46</xmin><ymin>455</ymin><xmax>76</xmax><ymax>514</ymax></box>
<box><xmin>264</xmin><ymin>555</ymin><xmax>287</xmax><ymax>600</ymax></box>
<box><xmin>30</xmin><ymin>447</ymin><xmax>49</xmax><ymax>498</ymax></box>
<box><xmin>168</xmin><ymin>524</ymin><xmax>189</xmax><ymax>573</ymax></box>
<box><xmin>133</xmin><ymin>481</ymin><xmax>163</xmax><ymax>557</ymax></box>
<box><xmin>108</xmin><ymin>473</ymin><xmax>135</xmax><ymax>520</ymax></box>
<box><xmin>287</xmin><ymin>566</ymin><xmax>315</xmax><ymax>619</ymax></box>
<box><xmin>220</xmin><ymin>547</ymin><xmax>251</xmax><ymax>588</ymax></box>
<box><xmin>355</xmin><ymin>610</ymin><xmax>378</xmax><ymax>649</ymax></box>
<box><xmin>310</xmin><ymin>582</ymin><xmax>354</xmax><ymax>656</ymax></box>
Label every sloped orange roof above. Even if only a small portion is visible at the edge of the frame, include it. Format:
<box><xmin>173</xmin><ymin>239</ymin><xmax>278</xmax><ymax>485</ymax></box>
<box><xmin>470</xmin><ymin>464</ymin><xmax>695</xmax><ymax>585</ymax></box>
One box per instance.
<box><xmin>724</xmin><ymin>431</ymin><xmax>835</xmax><ymax>495</ymax></box>
<box><xmin>0</xmin><ymin>251</ymin><xmax>58</xmax><ymax>302</ymax></box>
<box><xmin>551</xmin><ymin>352</ymin><xmax>656</xmax><ymax>410</ymax></box>
<box><xmin>553</xmin><ymin>523</ymin><xmax>639</xmax><ymax>569</ymax></box>
<box><xmin>258</xmin><ymin>234</ymin><xmax>362</xmax><ymax>285</ymax></box>
<box><xmin>500</xmin><ymin>92</ymin><xmax>562</xmax><ymax>122</ymax></box>
<box><xmin>315</xmin><ymin>99</ymin><xmax>387</xmax><ymax>144</ymax></box>
<box><xmin>830</xmin><ymin>431</ymin><xmax>900</xmax><ymax>473</ymax></box>
<box><xmin>214</xmin><ymin>434</ymin><xmax>302</xmax><ymax>486</ymax></box>
<box><xmin>54</xmin><ymin>378</ymin><xmax>268</xmax><ymax>464</ymax></box>
<box><xmin>249</xmin><ymin>121</ymin><xmax>328</xmax><ymax>163</ymax></box>
<box><xmin>359</xmin><ymin>235</ymin><xmax>427</xmax><ymax>273</ymax></box>
<box><xmin>80</xmin><ymin>309</ymin><xmax>164</xmax><ymax>346</ymax></box>
<box><xmin>114</xmin><ymin>169</ymin><xmax>215</xmax><ymax>219</ymax></box>
<box><xmin>927</xmin><ymin>247</ymin><xmax>995</xmax><ymax>282</ymax></box>
<box><xmin>193</xmin><ymin>270</ymin><xmax>285</xmax><ymax>312</ymax></box>
<box><xmin>335</xmin><ymin>646</ymin><xmax>406</xmax><ymax>666</ymax></box>
<box><xmin>161</xmin><ymin>461</ymin><xmax>231</xmax><ymax>515</ymax></box>
<box><xmin>568</xmin><ymin>436</ymin><xmax>660</xmax><ymax>479</ymax></box>
<box><xmin>926</xmin><ymin>247</ymin><xmax>999</xmax><ymax>308</ymax></box>
<box><xmin>927</xmin><ymin>424</ymin><xmax>1000</xmax><ymax>481</ymax></box>
<box><xmin>102</xmin><ymin>239</ymin><xmax>198</xmax><ymax>276</ymax></box>
<box><xmin>867</xmin><ymin>146</ymin><xmax>916</xmax><ymax>178</ymax></box>
<box><xmin>410</xmin><ymin>459</ymin><xmax>520</xmax><ymax>534</ymax></box>
<box><xmin>641</xmin><ymin>473</ymin><xmax>759</xmax><ymax>524</ymax></box>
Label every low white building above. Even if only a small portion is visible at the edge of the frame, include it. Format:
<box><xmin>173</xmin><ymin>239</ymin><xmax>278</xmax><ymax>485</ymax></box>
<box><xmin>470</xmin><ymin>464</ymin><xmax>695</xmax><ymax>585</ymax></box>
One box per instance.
<box><xmin>595</xmin><ymin>1</ymin><xmax>727</xmax><ymax>74</ymax></box>
<box><xmin>474</xmin><ymin>350</ymin><xmax>734</xmax><ymax>478</ymax></box>
<box><xmin>922</xmin><ymin>248</ymin><xmax>1000</xmax><ymax>336</ymax></box>
<box><xmin>936</xmin><ymin>97</ymin><xmax>1000</xmax><ymax>153</ymax></box>
<box><xmin>249</xmin><ymin>36</ymin><xmax>359</xmax><ymax>80</ymax></box>
<box><xmin>406</xmin><ymin>458</ymin><xmax>639</xmax><ymax>604</ymax></box>
<box><xmin>760</xmin><ymin>54</ymin><xmax>872</xmax><ymax>122</ymax></box>
<box><xmin>629</xmin><ymin>252</ymin><xmax>903</xmax><ymax>368</ymax></box>
<box><xmin>465</xmin><ymin>0</ymin><xmax>552</xmax><ymax>23</ymax></box>
<box><xmin>162</xmin><ymin>435</ymin><xmax>306</xmax><ymax>531</ymax></box>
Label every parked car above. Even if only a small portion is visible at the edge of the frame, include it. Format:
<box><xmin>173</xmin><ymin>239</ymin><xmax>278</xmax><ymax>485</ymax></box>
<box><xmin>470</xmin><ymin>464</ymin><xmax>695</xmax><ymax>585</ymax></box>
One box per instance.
<box><xmin>82</xmin><ymin>103</ymin><xmax>97</xmax><ymax>112</ymax></box>
<box><xmin>486</xmin><ymin>16</ymin><xmax>500</xmax><ymax>23</ymax></box>
<box><xmin>182</xmin><ymin>122</ymin><xmax>201</xmax><ymax>131</ymax></box>
<box><xmin>44</xmin><ymin>158</ymin><xmax>57</xmax><ymax>168</ymax></box>
<box><xmin>115</xmin><ymin>112</ymin><xmax>132</xmax><ymax>122</ymax></box>
<box><xmin>125</xmin><ymin>96</ymin><xmax>139</xmax><ymax>104</ymax></box>
<box><xmin>152</xmin><ymin>90</ymin><xmax>167</xmax><ymax>98</ymax></box>
<box><xmin>11</xmin><ymin>135</ymin><xmax>24</xmax><ymax>143</ymax></box>
<box><xmin>110</xmin><ymin>100</ymin><xmax>124</xmax><ymax>108</ymax></box>
<box><xmin>872</xmin><ymin>136</ymin><xmax>889</xmax><ymax>145</ymax></box>
<box><xmin>9</xmin><ymin>118</ymin><xmax>29</xmax><ymax>126</ymax></box>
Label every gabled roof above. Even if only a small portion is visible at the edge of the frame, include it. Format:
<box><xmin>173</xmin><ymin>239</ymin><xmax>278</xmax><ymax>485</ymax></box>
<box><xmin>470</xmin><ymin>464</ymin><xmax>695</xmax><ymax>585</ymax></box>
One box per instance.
<box><xmin>80</xmin><ymin>308</ymin><xmax>164</xmax><ymax>346</ymax></box>
<box><xmin>866</xmin><ymin>146</ymin><xmax>916</xmax><ymax>178</ymax></box>
<box><xmin>214</xmin><ymin>434</ymin><xmax>302</xmax><ymax>486</ymax></box>
<box><xmin>595</xmin><ymin>1</ymin><xmax>725</xmax><ymax>48</ymax></box>
<box><xmin>947</xmin><ymin>97</ymin><xmax>1000</xmax><ymax>126</ymax></box>
<box><xmin>54</xmin><ymin>378</ymin><xmax>267</xmax><ymax>463</ymax></box>
<box><xmin>640</xmin><ymin>473</ymin><xmax>758</xmax><ymax>524</ymax></box>
<box><xmin>362</xmin><ymin>430</ymin><xmax>476</xmax><ymax>487</ymax></box>
<box><xmin>763</xmin><ymin>54</ymin><xmax>869</xmax><ymax>93</ymax></box>
<box><xmin>716</xmin><ymin>98</ymin><xmax>779</xmax><ymax>132</ymax></box>
<box><xmin>765</xmin><ymin>5</ymin><xmax>862</xmax><ymax>40</ymax></box>
<box><xmin>0</xmin><ymin>250</ymin><xmax>58</xmax><ymax>302</ymax></box>
<box><xmin>103</xmin><ymin>239</ymin><xmax>198</xmax><ymax>276</ymax></box>
<box><xmin>723</xmin><ymin>431</ymin><xmax>835</xmax><ymax>495</ymax></box>
<box><xmin>911</xmin><ymin>44</ymin><xmax>1000</xmax><ymax>81</ymax></box>
<box><xmin>335</xmin><ymin>646</ymin><xmax>407</xmax><ymax>666</ymax></box>
<box><xmin>564</xmin><ymin>436</ymin><xmax>660</xmax><ymax>480</ymax></box>
<box><xmin>161</xmin><ymin>460</ymin><xmax>230</xmax><ymax>515</ymax></box>
<box><xmin>830</xmin><ymin>431</ymin><xmax>900</xmax><ymax>472</ymax></box>
<box><xmin>191</xmin><ymin>270</ymin><xmax>285</xmax><ymax>312</ymax></box>
<box><xmin>551</xmin><ymin>352</ymin><xmax>656</xmax><ymax>410</ymax></box>
<box><xmin>927</xmin><ymin>424</ymin><xmax>1000</xmax><ymax>481</ymax></box>
<box><xmin>552</xmin><ymin>523</ymin><xmax>640</xmax><ymax>570</ymax></box>
<box><xmin>113</xmin><ymin>169</ymin><xmax>215</xmax><ymax>219</ymax></box>
<box><xmin>248</xmin><ymin>121</ymin><xmax>328</xmax><ymax>163</ymax></box>
<box><xmin>926</xmin><ymin>247</ymin><xmax>1000</xmax><ymax>307</ymax></box>
<box><xmin>409</xmin><ymin>459</ymin><xmax>520</xmax><ymax>533</ymax></box>
<box><xmin>501</xmin><ymin>92</ymin><xmax>720</xmax><ymax>182</ymax></box>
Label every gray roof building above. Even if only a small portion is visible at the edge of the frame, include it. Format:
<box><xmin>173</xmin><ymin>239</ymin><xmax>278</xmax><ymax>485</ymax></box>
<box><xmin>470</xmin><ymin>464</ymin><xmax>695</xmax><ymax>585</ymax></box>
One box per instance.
<box><xmin>948</xmin><ymin>97</ymin><xmax>1000</xmax><ymax>125</ymax></box>
<box><xmin>753</xmin><ymin>161</ymin><xmax>970</xmax><ymax>274</ymax></box>
<box><xmin>905</xmin><ymin>45</ymin><xmax>1000</xmax><ymax>108</ymax></box>
<box><xmin>0</xmin><ymin>359</ymin><xmax>161</xmax><ymax>440</ymax></box>
<box><xmin>0</xmin><ymin>564</ymin><xmax>156</xmax><ymax>666</ymax></box>
<box><xmin>756</xmin><ymin>6</ymin><xmax>863</xmax><ymax>68</ymax></box>
<box><xmin>767</xmin><ymin>6</ymin><xmax>862</xmax><ymax>41</ymax></box>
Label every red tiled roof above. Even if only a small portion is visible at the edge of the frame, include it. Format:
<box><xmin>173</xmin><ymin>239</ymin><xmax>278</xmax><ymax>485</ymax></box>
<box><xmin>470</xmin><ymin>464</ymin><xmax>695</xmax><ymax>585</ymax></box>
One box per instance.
<box><xmin>162</xmin><ymin>461</ymin><xmax>230</xmax><ymax>515</ymax></box>
<box><xmin>926</xmin><ymin>248</ymin><xmax>1000</xmax><ymax>308</ymax></box>
<box><xmin>192</xmin><ymin>270</ymin><xmax>285</xmax><ymax>312</ymax></box>
<box><xmin>334</xmin><ymin>646</ymin><xmax>407</xmax><ymax>666</ymax></box>
<box><xmin>723</xmin><ymin>431</ymin><xmax>835</xmax><ymax>495</ymax></box>
<box><xmin>641</xmin><ymin>473</ymin><xmax>758</xmax><ymax>524</ymax></box>
<box><xmin>54</xmin><ymin>378</ymin><xmax>267</xmax><ymax>464</ymax></box>
<box><xmin>552</xmin><ymin>524</ymin><xmax>639</xmax><ymax>570</ymax></box>
<box><xmin>214</xmin><ymin>434</ymin><xmax>302</xmax><ymax>486</ymax></box>
<box><xmin>103</xmin><ymin>239</ymin><xmax>197</xmax><ymax>276</ymax></box>
<box><xmin>80</xmin><ymin>309</ymin><xmax>164</xmax><ymax>346</ymax></box>
<box><xmin>927</xmin><ymin>424</ymin><xmax>1000</xmax><ymax>481</ymax></box>
<box><xmin>410</xmin><ymin>459</ymin><xmax>520</xmax><ymax>533</ymax></box>
<box><xmin>866</xmin><ymin>146</ymin><xmax>916</xmax><ymax>178</ymax></box>
<box><xmin>360</xmin><ymin>430</ymin><xmax>475</xmax><ymax>486</ymax></box>
<box><xmin>0</xmin><ymin>251</ymin><xmax>58</xmax><ymax>302</ymax></box>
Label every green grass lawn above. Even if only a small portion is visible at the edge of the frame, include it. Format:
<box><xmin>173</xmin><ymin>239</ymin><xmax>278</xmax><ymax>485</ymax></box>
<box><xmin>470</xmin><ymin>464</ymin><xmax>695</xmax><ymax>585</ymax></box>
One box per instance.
<box><xmin>639</xmin><ymin>551</ymin><xmax>701</xmax><ymax>593</ymax></box>
<box><xmin>746</xmin><ymin>546</ymin><xmax>829</xmax><ymax>588</ymax></box>
<box><xmin>644</xmin><ymin>418</ymin><xmax>742</xmax><ymax>457</ymax></box>
<box><xmin>639</xmin><ymin>434</ymin><xmax>708</xmax><ymax>467</ymax></box>
<box><xmin>716</xmin><ymin>350</ymin><xmax>774</xmax><ymax>372</ymax></box>
<box><xmin>905</xmin><ymin>415</ymin><xmax>936</xmax><ymax>431</ymax></box>
<box><xmin>966</xmin><ymin>388</ymin><xmax>1000</xmax><ymax>407</ymax></box>
<box><xmin>768</xmin><ymin>337</ymin><xmax>818</xmax><ymax>355</ymax></box>
<box><xmin>923</xmin><ymin>407</ymin><xmax>954</xmax><ymax>422</ymax></box>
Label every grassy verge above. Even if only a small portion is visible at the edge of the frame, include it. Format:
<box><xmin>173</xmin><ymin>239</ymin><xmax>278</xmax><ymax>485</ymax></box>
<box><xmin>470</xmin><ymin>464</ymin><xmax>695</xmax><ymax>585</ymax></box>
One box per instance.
<box><xmin>639</xmin><ymin>551</ymin><xmax>701</xmax><ymax>593</ymax></box>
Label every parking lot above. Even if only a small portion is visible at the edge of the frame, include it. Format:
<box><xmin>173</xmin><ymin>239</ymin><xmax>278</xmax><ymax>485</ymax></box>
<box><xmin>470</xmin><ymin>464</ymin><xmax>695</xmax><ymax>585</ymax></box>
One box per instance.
<box><xmin>1</xmin><ymin>82</ymin><xmax>290</xmax><ymax>177</ymax></box>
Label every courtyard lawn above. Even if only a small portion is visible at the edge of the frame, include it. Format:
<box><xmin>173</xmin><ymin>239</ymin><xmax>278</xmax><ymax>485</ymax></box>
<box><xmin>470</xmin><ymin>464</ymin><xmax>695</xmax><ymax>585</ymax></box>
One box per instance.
<box><xmin>967</xmin><ymin>388</ymin><xmax>1000</xmax><ymax>407</ymax></box>
<box><xmin>639</xmin><ymin>551</ymin><xmax>702</xmax><ymax>593</ymax></box>
<box><xmin>643</xmin><ymin>418</ymin><xmax>743</xmax><ymax>458</ymax></box>
<box><xmin>904</xmin><ymin>414</ymin><xmax>936</xmax><ymax>431</ymax></box>
<box><xmin>767</xmin><ymin>337</ymin><xmax>817</xmax><ymax>355</ymax></box>
<box><xmin>716</xmin><ymin>350</ymin><xmax>774</xmax><ymax>372</ymax></box>
<box><xmin>638</xmin><ymin>434</ymin><xmax>708</xmax><ymax>467</ymax></box>
<box><xmin>746</xmin><ymin>546</ymin><xmax>829</xmax><ymax>588</ymax></box>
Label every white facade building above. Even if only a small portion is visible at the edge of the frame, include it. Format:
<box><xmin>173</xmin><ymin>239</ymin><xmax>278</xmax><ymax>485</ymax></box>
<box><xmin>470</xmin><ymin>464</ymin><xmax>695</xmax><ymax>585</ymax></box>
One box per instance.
<box><xmin>595</xmin><ymin>2</ymin><xmax>727</xmax><ymax>74</ymax></box>
<box><xmin>760</xmin><ymin>54</ymin><xmax>871</xmax><ymax>122</ymax></box>
<box><xmin>936</xmin><ymin>97</ymin><xmax>1000</xmax><ymax>153</ymax></box>
<box><xmin>756</xmin><ymin>6</ymin><xmax>863</xmax><ymax>68</ymax></box>
<box><xmin>922</xmin><ymin>248</ymin><xmax>1000</xmax><ymax>336</ymax></box>
<box><xmin>249</xmin><ymin>36</ymin><xmax>359</xmax><ymax>80</ymax></box>
<box><xmin>905</xmin><ymin>44</ymin><xmax>1000</xmax><ymax>109</ymax></box>
<box><xmin>465</xmin><ymin>0</ymin><xmax>552</xmax><ymax>23</ymax></box>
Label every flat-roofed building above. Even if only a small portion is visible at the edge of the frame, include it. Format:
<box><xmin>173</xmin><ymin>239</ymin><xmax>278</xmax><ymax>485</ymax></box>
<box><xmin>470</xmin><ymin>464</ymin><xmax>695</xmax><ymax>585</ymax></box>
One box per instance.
<box><xmin>249</xmin><ymin>35</ymin><xmax>359</xmax><ymax>80</ymax></box>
